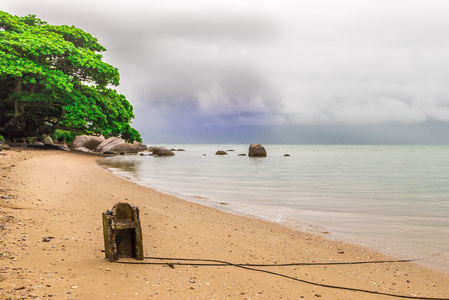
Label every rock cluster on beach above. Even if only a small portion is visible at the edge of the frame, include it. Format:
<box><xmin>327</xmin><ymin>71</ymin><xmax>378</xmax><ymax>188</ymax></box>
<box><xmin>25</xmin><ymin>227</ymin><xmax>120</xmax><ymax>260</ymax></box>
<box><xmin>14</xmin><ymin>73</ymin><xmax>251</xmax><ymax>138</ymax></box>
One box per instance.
<box><xmin>70</xmin><ymin>135</ymin><xmax>147</xmax><ymax>154</ymax></box>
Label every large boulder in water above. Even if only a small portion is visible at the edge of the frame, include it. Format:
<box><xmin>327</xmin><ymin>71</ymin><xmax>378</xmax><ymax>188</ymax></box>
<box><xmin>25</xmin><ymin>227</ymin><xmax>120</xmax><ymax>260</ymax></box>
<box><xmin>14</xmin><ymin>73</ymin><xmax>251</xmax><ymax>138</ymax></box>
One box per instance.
<box><xmin>70</xmin><ymin>135</ymin><xmax>105</xmax><ymax>150</ymax></box>
<box><xmin>248</xmin><ymin>144</ymin><xmax>267</xmax><ymax>157</ymax></box>
<box><xmin>151</xmin><ymin>147</ymin><xmax>175</xmax><ymax>157</ymax></box>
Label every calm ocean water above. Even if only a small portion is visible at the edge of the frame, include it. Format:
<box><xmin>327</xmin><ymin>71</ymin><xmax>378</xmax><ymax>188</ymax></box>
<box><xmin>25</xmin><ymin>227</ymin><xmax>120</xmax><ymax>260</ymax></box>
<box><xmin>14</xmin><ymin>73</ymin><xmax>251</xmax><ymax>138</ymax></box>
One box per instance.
<box><xmin>98</xmin><ymin>145</ymin><xmax>449</xmax><ymax>272</ymax></box>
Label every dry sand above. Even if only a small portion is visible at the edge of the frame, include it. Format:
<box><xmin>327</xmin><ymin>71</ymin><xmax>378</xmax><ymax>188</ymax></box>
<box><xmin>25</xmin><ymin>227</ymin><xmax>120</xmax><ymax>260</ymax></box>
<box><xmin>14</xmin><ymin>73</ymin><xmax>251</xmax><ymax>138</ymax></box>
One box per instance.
<box><xmin>0</xmin><ymin>148</ymin><xmax>448</xmax><ymax>299</ymax></box>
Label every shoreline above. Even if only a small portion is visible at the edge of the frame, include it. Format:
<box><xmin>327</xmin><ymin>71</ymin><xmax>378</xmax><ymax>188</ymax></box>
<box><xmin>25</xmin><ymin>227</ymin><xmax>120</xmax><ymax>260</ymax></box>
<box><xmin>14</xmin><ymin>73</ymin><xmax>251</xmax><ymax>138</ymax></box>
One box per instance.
<box><xmin>1</xmin><ymin>148</ymin><xmax>448</xmax><ymax>299</ymax></box>
<box><xmin>99</xmin><ymin>149</ymin><xmax>449</xmax><ymax>275</ymax></box>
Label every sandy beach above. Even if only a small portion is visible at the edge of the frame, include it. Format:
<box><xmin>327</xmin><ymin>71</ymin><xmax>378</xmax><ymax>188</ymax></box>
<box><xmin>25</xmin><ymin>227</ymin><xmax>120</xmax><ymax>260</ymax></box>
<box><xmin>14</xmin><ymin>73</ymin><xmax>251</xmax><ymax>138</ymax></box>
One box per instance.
<box><xmin>1</xmin><ymin>148</ymin><xmax>448</xmax><ymax>299</ymax></box>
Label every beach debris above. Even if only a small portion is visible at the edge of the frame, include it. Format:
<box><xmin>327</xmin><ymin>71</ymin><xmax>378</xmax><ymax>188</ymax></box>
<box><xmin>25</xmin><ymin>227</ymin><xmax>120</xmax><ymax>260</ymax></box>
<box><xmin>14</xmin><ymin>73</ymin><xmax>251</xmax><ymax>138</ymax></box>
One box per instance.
<box><xmin>337</xmin><ymin>250</ymin><xmax>345</xmax><ymax>254</ymax></box>
<box><xmin>167</xmin><ymin>263</ymin><xmax>175</xmax><ymax>269</ymax></box>
<box><xmin>42</xmin><ymin>237</ymin><xmax>55</xmax><ymax>242</ymax></box>
<box><xmin>102</xmin><ymin>202</ymin><xmax>144</xmax><ymax>262</ymax></box>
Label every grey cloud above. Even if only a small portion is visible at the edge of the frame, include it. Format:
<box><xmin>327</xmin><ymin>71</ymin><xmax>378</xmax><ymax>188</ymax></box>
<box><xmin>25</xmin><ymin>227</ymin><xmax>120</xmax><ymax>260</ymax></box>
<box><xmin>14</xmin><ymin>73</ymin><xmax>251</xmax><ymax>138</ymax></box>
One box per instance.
<box><xmin>3</xmin><ymin>0</ymin><xmax>449</xmax><ymax>143</ymax></box>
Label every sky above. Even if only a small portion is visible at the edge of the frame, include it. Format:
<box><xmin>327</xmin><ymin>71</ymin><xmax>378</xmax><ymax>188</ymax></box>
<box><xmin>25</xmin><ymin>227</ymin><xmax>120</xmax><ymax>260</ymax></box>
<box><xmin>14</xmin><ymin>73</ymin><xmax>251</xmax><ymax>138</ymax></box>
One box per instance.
<box><xmin>3</xmin><ymin>0</ymin><xmax>449</xmax><ymax>144</ymax></box>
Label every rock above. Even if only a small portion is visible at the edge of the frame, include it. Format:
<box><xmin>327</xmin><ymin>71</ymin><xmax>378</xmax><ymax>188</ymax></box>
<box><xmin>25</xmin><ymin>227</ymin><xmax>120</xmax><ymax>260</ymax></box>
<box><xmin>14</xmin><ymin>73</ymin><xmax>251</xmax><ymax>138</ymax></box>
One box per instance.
<box><xmin>1</xmin><ymin>144</ymin><xmax>11</xmax><ymax>151</ymax></box>
<box><xmin>284</xmin><ymin>154</ymin><xmax>291</xmax><ymax>157</ymax></box>
<box><xmin>147</xmin><ymin>146</ymin><xmax>159</xmax><ymax>152</ymax></box>
<box><xmin>215</xmin><ymin>150</ymin><xmax>228</xmax><ymax>155</ymax></box>
<box><xmin>96</xmin><ymin>137</ymin><xmax>125</xmax><ymax>153</ymax></box>
<box><xmin>71</xmin><ymin>147</ymin><xmax>93</xmax><ymax>153</ymax></box>
<box><xmin>151</xmin><ymin>147</ymin><xmax>175</xmax><ymax>157</ymax></box>
<box><xmin>103</xmin><ymin>151</ymin><xmax>117</xmax><ymax>155</ymax></box>
<box><xmin>43</xmin><ymin>136</ymin><xmax>54</xmax><ymax>145</ymax></box>
<box><xmin>70</xmin><ymin>135</ymin><xmax>105</xmax><ymax>150</ymax></box>
<box><xmin>135</xmin><ymin>142</ymin><xmax>147</xmax><ymax>151</ymax></box>
<box><xmin>33</xmin><ymin>141</ymin><xmax>45</xmax><ymax>146</ymax></box>
<box><xmin>43</xmin><ymin>144</ymin><xmax>69</xmax><ymax>150</ymax></box>
<box><xmin>238</xmin><ymin>153</ymin><xmax>247</xmax><ymax>156</ymax></box>
<box><xmin>110</xmin><ymin>142</ymin><xmax>139</xmax><ymax>154</ymax></box>
<box><xmin>248</xmin><ymin>144</ymin><xmax>267</xmax><ymax>157</ymax></box>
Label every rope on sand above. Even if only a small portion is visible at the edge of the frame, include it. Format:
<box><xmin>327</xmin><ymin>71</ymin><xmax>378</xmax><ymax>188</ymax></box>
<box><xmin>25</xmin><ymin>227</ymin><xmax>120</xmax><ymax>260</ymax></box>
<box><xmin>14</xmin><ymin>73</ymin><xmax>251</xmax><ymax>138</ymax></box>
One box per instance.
<box><xmin>114</xmin><ymin>256</ymin><xmax>448</xmax><ymax>300</ymax></box>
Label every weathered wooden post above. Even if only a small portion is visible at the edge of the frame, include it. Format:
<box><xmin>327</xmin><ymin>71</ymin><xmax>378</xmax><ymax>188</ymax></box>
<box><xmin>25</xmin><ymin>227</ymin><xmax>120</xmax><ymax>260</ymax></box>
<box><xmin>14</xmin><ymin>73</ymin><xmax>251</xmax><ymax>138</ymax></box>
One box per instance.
<box><xmin>102</xmin><ymin>202</ymin><xmax>144</xmax><ymax>262</ymax></box>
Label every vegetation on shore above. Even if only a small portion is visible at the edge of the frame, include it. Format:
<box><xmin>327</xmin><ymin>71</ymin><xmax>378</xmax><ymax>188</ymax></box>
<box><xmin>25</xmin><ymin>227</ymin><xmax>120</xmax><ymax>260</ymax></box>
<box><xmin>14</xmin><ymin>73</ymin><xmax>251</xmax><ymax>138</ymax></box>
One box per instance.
<box><xmin>0</xmin><ymin>11</ymin><xmax>141</xmax><ymax>143</ymax></box>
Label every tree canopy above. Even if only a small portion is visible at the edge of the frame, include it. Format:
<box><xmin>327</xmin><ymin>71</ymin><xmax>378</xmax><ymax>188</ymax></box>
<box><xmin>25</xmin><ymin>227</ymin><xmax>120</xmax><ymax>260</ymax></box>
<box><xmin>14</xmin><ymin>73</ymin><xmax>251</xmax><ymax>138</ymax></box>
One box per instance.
<box><xmin>0</xmin><ymin>11</ymin><xmax>141</xmax><ymax>142</ymax></box>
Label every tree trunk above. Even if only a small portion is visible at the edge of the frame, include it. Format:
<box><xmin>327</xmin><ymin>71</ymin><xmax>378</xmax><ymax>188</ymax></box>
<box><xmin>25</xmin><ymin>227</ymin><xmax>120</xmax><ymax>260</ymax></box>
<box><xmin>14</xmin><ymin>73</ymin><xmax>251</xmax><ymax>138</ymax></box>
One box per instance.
<box><xmin>14</xmin><ymin>77</ymin><xmax>22</xmax><ymax>117</ymax></box>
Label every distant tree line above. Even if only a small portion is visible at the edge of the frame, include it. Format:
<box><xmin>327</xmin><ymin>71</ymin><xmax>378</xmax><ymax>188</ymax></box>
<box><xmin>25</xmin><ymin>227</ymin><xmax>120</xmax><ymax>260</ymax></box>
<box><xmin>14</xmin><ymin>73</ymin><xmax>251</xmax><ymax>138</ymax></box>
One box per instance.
<box><xmin>0</xmin><ymin>11</ymin><xmax>141</xmax><ymax>143</ymax></box>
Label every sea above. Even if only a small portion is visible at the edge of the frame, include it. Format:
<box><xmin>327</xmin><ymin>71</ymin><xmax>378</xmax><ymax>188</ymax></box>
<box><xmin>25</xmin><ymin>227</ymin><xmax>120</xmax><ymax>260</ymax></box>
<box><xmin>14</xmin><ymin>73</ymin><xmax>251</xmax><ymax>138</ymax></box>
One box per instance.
<box><xmin>97</xmin><ymin>145</ymin><xmax>449</xmax><ymax>273</ymax></box>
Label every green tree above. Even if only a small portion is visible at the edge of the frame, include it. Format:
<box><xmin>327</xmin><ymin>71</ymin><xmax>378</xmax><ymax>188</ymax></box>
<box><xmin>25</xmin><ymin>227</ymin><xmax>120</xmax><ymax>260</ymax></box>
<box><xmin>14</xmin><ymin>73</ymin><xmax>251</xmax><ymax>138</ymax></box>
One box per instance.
<box><xmin>0</xmin><ymin>11</ymin><xmax>141</xmax><ymax>142</ymax></box>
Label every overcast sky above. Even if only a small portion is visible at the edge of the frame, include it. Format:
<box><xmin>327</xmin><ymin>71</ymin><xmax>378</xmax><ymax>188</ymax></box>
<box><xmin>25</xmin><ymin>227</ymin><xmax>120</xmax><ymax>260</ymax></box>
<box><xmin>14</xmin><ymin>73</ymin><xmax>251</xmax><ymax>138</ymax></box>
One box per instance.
<box><xmin>3</xmin><ymin>0</ymin><xmax>449</xmax><ymax>144</ymax></box>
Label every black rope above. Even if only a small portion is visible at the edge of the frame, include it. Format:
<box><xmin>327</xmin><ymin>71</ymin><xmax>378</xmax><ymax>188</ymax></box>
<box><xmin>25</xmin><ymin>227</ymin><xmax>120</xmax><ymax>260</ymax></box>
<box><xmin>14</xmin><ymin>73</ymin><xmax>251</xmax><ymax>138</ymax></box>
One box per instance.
<box><xmin>113</xmin><ymin>256</ymin><xmax>449</xmax><ymax>300</ymax></box>
<box><xmin>144</xmin><ymin>256</ymin><xmax>422</xmax><ymax>266</ymax></box>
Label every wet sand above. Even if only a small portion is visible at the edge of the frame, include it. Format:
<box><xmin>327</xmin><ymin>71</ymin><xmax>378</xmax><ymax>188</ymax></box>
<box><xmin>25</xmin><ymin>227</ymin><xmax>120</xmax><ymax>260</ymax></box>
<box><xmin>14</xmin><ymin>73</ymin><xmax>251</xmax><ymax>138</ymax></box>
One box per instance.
<box><xmin>1</xmin><ymin>148</ymin><xmax>448</xmax><ymax>299</ymax></box>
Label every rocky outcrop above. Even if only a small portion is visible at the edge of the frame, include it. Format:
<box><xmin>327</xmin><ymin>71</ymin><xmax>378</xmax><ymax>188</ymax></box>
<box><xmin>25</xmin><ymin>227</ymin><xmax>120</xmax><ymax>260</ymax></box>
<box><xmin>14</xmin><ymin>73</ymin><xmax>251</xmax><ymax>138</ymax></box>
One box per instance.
<box><xmin>96</xmin><ymin>137</ymin><xmax>124</xmax><ymax>153</ymax></box>
<box><xmin>71</xmin><ymin>147</ymin><xmax>93</xmax><ymax>153</ymax></box>
<box><xmin>248</xmin><ymin>144</ymin><xmax>267</xmax><ymax>157</ymax></box>
<box><xmin>215</xmin><ymin>150</ymin><xmax>228</xmax><ymax>155</ymax></box>
<box><xmin>109</xmin><ymin>142</ymin><xmax>139</xmax><ymax>154</ymax></box>
<box><xmin>68</xmin><ymin>135</ymin><xmax>145</xmax><ymax>154</ymax></box>
<box><xmin>147</xmin><ymin>146</ymin><xmax>159</xmax><ymax>152</ymax></box>
<box><xmin>70</xmin><ymin>135</ymin><xmax>105</xmax><ymax>150</ymax></box>
<box><xmin>150</xmin><ymin>147</ymin><xmax>175</xmax><ymax>157</ymax></box>
<box><xmin>136</xmin><ymin>142</ymin><xmax>148</xmax><ymax>151</ymax></box>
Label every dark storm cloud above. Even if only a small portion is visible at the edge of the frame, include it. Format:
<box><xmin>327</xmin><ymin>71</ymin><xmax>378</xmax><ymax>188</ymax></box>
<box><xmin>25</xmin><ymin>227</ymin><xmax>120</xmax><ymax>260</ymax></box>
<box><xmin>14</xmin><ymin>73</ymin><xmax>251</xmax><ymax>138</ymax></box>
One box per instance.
<box><xmin>3</xmin><ymin>0</ymin><xmax>449</xmax><ymax>143</ymax></box>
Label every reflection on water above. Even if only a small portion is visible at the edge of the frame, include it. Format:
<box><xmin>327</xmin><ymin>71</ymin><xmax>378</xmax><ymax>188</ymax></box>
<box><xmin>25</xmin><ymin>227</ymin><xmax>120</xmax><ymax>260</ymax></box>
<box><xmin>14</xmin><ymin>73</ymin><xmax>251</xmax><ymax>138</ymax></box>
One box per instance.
<box><xmin>97</xmin><ymin>157</ymin><xmax>142</xmax><ymax>176</ymax></box>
